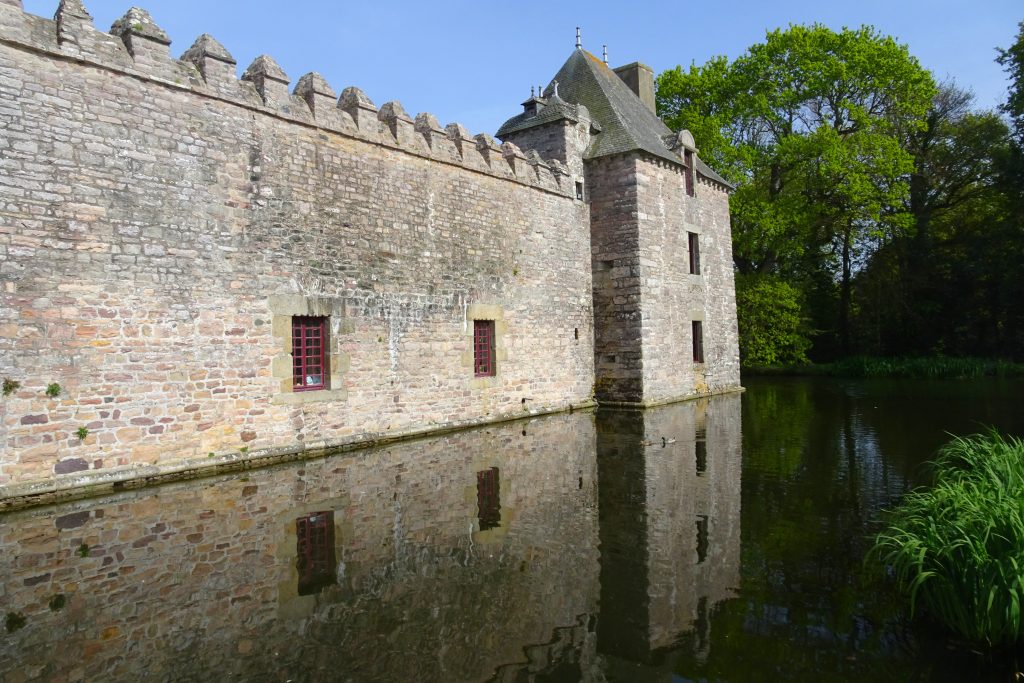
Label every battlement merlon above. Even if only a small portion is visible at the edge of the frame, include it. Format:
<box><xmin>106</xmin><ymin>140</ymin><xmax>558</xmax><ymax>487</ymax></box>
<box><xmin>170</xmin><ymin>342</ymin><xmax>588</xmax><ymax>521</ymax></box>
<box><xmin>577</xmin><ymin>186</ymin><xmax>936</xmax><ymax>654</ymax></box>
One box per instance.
<box><xmin>0</xmin><ymin>0</ymin><xmax>577</xmax><ymax>198</ymax></box>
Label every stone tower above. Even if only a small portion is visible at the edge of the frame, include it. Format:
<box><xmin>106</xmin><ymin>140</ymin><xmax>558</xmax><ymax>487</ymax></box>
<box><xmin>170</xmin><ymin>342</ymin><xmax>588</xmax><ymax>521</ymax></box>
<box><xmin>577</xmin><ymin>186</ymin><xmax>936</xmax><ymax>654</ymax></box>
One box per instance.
<box><xmin>498</xmin><ymin>48</ymin><xmax>741</xmax><ymax>406</ymax></box>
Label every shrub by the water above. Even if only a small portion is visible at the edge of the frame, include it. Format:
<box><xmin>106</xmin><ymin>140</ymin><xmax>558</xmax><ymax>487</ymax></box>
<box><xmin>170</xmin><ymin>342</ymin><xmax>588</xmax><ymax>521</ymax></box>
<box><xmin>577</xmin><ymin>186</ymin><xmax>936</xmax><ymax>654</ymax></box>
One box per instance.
<box><xmin>873</xmin><ymin>431</ymin><xmax>1024</xmax><ymax>646</ymax></box>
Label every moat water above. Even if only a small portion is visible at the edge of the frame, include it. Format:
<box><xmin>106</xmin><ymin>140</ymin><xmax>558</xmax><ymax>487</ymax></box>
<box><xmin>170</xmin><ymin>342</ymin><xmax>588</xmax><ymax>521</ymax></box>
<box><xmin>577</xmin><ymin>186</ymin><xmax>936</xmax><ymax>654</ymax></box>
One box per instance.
<box><xmin>1</xmin><ymin>377</ymin><xmax>1023</xmax><ymax>682</ymax></box>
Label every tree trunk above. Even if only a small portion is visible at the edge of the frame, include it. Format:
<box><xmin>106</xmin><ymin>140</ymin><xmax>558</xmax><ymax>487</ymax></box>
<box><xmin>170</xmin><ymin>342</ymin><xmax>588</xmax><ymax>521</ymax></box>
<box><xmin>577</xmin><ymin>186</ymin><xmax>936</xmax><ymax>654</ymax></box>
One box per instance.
<box><xmin>839</xmin><ymin>223</ymin><xmax>853</xmax><ymax>356</ymax></box>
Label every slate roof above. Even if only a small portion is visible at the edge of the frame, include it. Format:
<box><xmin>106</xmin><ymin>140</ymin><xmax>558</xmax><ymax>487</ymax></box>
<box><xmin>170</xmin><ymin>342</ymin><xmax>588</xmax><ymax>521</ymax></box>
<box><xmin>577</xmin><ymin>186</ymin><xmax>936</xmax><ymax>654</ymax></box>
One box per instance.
<box><xmin>496</xmin><ymin>94</ymin><xmax>596</xmax><ymax>137</ymax></box>
<box><xmin>497</xmin><ymin>49</ymin><xmax>731</xmax><ymax>189</ymax></box>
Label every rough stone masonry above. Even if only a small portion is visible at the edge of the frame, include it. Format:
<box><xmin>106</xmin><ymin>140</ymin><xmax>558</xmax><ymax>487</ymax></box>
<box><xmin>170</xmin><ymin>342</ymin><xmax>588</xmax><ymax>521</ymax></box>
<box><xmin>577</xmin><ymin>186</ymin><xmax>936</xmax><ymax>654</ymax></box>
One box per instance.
<box><xmin>0</xmin><ymin>0</ymin><xmax>740</xmax><ymax>506</ymax></box>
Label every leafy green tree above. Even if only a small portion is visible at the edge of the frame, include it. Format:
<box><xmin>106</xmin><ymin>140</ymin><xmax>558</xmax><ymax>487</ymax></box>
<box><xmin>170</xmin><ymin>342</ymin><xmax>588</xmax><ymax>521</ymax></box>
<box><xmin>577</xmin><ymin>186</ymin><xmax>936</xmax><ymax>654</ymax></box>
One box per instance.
<box><xmin>734</xmin><ymin>274</ymin><xmax>811</xmax><ymax>367</ymax></box>
<box><xmin>658</xmin><ymin>25</ymin><xmax>935</xmax><ymax>356</ymax></box>
<box><xmin>997</xmin><ymin>21</ymin><xmax>1024</xmax><ymax>142</ymax></box>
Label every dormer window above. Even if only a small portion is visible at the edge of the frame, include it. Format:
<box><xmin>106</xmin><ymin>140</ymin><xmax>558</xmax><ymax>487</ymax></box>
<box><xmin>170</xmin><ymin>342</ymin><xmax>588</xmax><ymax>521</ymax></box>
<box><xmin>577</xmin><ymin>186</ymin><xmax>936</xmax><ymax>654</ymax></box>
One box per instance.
<box><xmin>521</xmin><ymin>86</ymin><xmax>547</xmax><ymax>117</ymax></box>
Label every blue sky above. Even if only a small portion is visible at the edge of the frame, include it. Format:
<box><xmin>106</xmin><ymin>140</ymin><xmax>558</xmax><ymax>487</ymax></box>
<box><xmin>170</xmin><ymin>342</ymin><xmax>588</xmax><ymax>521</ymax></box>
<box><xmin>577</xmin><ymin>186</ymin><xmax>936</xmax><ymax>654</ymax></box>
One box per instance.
<box><xmin>22</xmin><ymin>0</ymin><xmax>1022</xmax><ymax>135</ymax></box>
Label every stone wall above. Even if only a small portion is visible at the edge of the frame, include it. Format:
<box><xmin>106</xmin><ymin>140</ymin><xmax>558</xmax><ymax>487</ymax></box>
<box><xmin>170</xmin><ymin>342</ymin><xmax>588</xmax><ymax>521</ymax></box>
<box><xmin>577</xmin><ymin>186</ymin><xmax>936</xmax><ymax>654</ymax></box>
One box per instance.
<box><xmin>587</xmin><ymin>153</ymin><xmax>739</xmax><ymax>405</ymax></box>
<box><xmin>634</xmin><ymin>157</ymin><xmax>741</xmax><ymax>402</ymax></box>
<box><xmin>0</xmin><ymin>3</ymin><xmax>594</xmax><ymax>495</ymax></box>
<box><xmin>587</xmin><ymin>154</ymin><xmax>645</xmax><ymax>403</ymax></box>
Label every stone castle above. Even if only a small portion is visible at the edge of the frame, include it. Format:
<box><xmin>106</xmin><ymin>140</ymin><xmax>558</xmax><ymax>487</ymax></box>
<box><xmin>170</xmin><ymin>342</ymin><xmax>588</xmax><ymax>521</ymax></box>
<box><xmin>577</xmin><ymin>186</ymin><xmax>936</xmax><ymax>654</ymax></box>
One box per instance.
<box><xmin>0</xmin><ymin>0</ymin><xmax>740</xmax><ymax>506</ymax></box>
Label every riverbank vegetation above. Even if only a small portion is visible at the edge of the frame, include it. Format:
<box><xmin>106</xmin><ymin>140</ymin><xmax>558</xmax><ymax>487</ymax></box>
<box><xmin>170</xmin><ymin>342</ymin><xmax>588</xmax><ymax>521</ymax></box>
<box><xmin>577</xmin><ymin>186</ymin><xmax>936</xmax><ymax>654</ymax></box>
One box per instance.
<box><xmin>658</xmin><ymin>21</ymin><xmax>1024</xmax><ymax>367</ymax></box>
<box><xmin>744</xmin><ymin>356</ymin><xmax>1024</xmax><ymax>379</ymax></box>
<box><xmin>872</xmin><ymin>431</ymin><xmax>1024</xmax><ymax>646</ymax></box>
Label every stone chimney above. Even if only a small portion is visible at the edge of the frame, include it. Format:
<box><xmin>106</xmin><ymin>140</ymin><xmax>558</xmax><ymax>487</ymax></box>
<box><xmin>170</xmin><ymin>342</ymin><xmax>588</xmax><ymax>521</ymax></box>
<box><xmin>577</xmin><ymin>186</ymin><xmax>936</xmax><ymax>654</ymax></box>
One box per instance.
<box><xmin>613</xmin><ymin>62</ymin><xmax>656</xmax><ymax>114</ymax></box>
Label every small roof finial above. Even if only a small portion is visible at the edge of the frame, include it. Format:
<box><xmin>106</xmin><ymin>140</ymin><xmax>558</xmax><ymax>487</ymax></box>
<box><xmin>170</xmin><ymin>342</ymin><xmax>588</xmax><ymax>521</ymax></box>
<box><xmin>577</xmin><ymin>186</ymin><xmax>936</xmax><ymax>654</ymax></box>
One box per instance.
<box><xmin>530</xmin><ymin>85</ymin><xmax>535</xmax><ymax>97</ymax></box>
<box><xmin>575</xmin><ymin>27</ymin><xmax>582</xmax><ymax>50</ymax></box>
<box><xmin>603</xmin><ymin>45</ymin><xmax>608</xmax><ymax>65</ymax></box>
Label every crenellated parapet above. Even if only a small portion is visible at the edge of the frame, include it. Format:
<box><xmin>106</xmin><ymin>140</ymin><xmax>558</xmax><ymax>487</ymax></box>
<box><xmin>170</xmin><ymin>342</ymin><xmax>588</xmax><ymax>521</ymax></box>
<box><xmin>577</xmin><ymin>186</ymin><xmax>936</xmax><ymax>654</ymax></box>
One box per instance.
<box><xmin>0</xmin><ymin>1</ymin><xmax>575</xmax><ymax>198</ymax></box>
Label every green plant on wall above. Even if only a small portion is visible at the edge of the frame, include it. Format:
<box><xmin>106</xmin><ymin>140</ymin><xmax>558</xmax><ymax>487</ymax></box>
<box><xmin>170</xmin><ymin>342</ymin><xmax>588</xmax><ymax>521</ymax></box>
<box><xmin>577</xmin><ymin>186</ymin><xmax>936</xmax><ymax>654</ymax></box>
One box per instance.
<box><xmin>75</xmin><ymin>427</ymin><xmax>89</xmax><ymax>441</ymax></box>
<box><xmin>45</xmin><ymin>383</ymin><xmax>61</xmax><ymax>398</ymax></box>
<box><xmin>5</xmin><ymin>612</ymin><xmax>26</xmax><ymax>633</ymax></box>
<box><xmin>2</xmin><ymin>378</ymin><xmax>19</xmax><ymax>397</ymax></box>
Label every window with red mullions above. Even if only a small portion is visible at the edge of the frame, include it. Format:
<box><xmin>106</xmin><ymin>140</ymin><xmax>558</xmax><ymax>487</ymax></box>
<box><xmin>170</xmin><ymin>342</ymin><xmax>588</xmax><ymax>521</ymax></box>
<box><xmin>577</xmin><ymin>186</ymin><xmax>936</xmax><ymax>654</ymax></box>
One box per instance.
<box><xmin>292</xmin><ymin>316</ymin><xmax>327</xmax><ymax>391</ymax></box>
<box><xmin>474</xmin><ymin>320</ymin><xmax>496</xmax><ymax>377</ymax></box>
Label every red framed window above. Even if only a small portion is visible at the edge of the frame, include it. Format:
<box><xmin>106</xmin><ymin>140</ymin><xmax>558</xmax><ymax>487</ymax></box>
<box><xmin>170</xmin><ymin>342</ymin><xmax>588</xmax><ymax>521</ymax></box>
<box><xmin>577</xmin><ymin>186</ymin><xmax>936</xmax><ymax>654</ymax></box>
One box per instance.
<box><xmin>292</xmin><ymin>316</ymin><xmax>327</xmax><ymax>391</ymax></box>
<box><xmin>692</xmin><ymin>320</ymin><xmax>705</xmax><ymax>364</ymax></box>
<box><xmin>473</xmin><ymin>320</ymin><xmax>496</xmax><ymax>377</ymax></box>
<box><xmin>688</xmin><ymin>231</ymin><xmax>701</xmax><ymax>275</ymax></box>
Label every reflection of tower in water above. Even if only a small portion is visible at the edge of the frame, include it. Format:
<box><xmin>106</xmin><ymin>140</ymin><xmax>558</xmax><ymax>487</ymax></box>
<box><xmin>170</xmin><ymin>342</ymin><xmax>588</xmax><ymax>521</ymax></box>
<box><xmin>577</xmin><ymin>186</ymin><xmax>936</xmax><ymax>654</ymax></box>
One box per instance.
<box><xmin>596</xmin><ymin>393</ymin><xmax>742</xmax><ymax>669</ymax></box>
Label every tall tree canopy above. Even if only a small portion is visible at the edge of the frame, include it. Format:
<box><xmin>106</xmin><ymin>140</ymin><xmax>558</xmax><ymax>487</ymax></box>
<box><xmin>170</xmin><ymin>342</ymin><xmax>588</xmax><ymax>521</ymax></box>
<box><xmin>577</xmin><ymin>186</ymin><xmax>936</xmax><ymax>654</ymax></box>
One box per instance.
<box><xmin>658</xmin><ymin>25</ymin><xmax>936</xmax><ymax>357</ymax></box>
<box><xmin>998</xmin><ymin>21</ymin><xmax>1024</xmax><ymax>142</ymax></box>
<box><xmin>662</xmin><ymin>25</ymin><xmax>977</xmax><ymax>363</ymax></box>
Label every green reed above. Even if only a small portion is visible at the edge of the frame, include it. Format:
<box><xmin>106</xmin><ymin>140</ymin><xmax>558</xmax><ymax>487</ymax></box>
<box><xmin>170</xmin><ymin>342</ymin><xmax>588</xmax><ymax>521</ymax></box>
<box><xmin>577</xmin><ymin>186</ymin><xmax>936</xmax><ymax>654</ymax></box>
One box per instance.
<box><xmin>872</xmin><ymin>431</ymin><xmax>1024</xmax><ymax>646</ymax></box>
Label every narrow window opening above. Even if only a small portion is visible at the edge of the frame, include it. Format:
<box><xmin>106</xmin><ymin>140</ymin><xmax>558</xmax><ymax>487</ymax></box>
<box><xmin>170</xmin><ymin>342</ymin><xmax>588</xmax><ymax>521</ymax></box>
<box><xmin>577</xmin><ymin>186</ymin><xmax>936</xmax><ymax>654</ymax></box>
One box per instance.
<box><xmin>688</xmin><ymin>232</ymin><xmax>701</xmax><ymax>275</ymax></box>
<box><xmin>296</xmin><ymin>511</ymin><xmax>336</xmax><ymax>596</ymax></box>
<box><xmin>574</xmin><ymin>327</ymin><xmax>579</xmax><ymax>340</ymax></box>
<box><xmin>692</xmin><ymin>321</ymin><xmax>704</xmax><ymax>364</ymax></box>
<box><xmin>292</xmin><ymin>316</ymin><xmax>328</xmax><ymax>391</ymax></box>
<box><xmin>596</xmin><ymin>259</ymin><xmax>614</xmax><ymax>271</ymax></box>
<box><xmin>473</xmin><ymin>320</ymin><xmax>496</xmax><ymax>377</ymax></box>
<box><xmin>684</xmin><ymin>150</ymin><xmax>695</xmax><ymax>197</ymax></box>
<box><xmin>575</xmin><ymin>181</ymin><xmax>584</xmax><ymax>201</ymax></box>
<box><xmin>477</xmin><ymin>467</ymin><xmax>501</xmax><ymax>531</ymax></box>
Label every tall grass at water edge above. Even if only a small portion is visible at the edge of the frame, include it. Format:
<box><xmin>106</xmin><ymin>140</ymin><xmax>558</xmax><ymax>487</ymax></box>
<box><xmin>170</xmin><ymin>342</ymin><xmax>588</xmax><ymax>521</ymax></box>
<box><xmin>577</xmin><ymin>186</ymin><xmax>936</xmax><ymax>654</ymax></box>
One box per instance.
<box><xmin>872</xmin><ymin>431</ymin><xmax>1024</xmax><ymax>646</ymax></box>
<box><xmin>745</xmin><ymin>356</ymin><xmax>1024</xmax><ymax>379</ymax></box>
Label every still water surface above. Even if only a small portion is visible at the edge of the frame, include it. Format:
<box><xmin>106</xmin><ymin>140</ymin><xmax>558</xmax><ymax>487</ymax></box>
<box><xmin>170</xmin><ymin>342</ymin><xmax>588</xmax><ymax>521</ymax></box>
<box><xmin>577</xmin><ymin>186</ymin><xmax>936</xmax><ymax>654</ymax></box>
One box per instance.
<box><xmin>1</xmin><ymin>377</ymin><xmax>1022</xmax><ymax>682</ymax></box>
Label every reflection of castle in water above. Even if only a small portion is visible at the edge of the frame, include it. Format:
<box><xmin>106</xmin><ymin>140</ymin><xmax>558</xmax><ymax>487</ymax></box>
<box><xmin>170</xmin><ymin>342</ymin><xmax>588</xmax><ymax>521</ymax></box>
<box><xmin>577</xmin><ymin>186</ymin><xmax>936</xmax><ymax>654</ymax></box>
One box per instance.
<box><xmin>596</xmin><ymin>395</ymin><xmax>743</xmax><ymax>676</ymax></box>
<box><xmin>0</xmin><ymin>393</ymin><xmax>741</xmax><ymax>682</ymax></box>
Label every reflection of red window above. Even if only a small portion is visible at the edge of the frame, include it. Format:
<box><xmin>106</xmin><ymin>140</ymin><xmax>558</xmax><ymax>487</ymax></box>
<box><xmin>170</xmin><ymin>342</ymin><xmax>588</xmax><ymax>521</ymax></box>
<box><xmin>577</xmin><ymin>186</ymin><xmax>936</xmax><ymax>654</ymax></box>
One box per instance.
<box><xmin>296</xmin><ymin>511</ymin><xmax>336</xmax><ymax>596</ymax></box>
<box><xmin>473</xmin><ymin>320</ymin><xmax>495</xmax><ymax>377</ymax></box>
<box><xmin>477</xmin><ymin>467</ymin><xmax>501</xmax><ymax>531</ymax></box>
<box><xmin>292</xmin><ymin>317</ymin><xmax>327</xmax><ymax>391</ymax></box>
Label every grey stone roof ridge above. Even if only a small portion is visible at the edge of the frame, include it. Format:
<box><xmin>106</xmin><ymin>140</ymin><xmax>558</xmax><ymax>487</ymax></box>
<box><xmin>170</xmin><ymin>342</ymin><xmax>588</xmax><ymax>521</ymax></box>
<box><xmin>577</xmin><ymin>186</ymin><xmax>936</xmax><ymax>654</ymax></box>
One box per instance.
<box><xmin>497</xmin><ymin>49</ymin><xmax>733</xmax><ymax>188</ymax></box>
<box><xmin>496</xmin><ymin>98</ymin><xmax>583</xmax><ymax>137</ymax></box>
<box><xmin>547</xmin><ymin>49</ymin><xmax>678</xmax><ymax>164</ymax></box>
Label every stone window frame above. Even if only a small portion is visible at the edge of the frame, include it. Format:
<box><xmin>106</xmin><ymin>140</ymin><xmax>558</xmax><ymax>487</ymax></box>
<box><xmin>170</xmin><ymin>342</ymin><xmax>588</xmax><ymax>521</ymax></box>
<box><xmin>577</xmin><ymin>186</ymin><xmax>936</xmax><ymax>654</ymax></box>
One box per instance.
<box><xmin>270</xmin><ymin>294</ymin><xmax>351</xmax><ymax>405</ymax></box>
<box><xmin>463</xmin><ymin>304</ymin><xmax>507</xmax><ymax>389</ymax></box>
